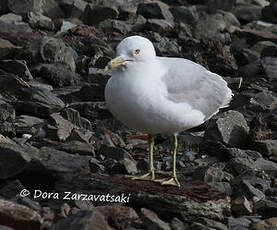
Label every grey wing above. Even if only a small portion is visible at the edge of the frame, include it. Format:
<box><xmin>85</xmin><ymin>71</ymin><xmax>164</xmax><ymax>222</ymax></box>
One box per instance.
<box><xmin>161</xmin><ymin>58</ymin><xmax>233</xmax><ymax>121</ymax></box>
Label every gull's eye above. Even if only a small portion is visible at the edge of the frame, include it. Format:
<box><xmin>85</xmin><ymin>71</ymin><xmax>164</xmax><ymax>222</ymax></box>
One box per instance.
<box><xmin>134</xmin><ymin>49</ymin><xmax>140</xmax><ymax>55</ymax></box>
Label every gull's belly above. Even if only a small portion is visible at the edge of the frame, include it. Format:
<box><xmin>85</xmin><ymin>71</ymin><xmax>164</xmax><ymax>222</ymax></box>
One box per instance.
<box><xmin>105</xmin><ymin>76</ymin><xmax>205</xmax><ymax>134</ymax></box>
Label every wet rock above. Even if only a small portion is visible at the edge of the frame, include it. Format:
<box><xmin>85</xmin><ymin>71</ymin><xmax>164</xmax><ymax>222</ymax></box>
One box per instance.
<box><xmin>146</xmin><ymin>19</ymin><xmax>174</xmax><ymax>34</ymax></box>
<box><xmin>254</xmin><ymin>199</ymin><xmax>277</xmax><ymax>218</ymax></box>
<box><xmin>251</xmin><ymin>217</ymin><xmax>277</xmax><ymax>230</ymax></box>
<box><xmin>0</xmin><ymin>60</ymin><xmax>32</xmax><ymax>81</ymax></box>
<box><xmin>204</xmin><ymin>110</ymin><xmax>249</xmax><ymax>148</ymax></box>
<box><xmin>206</xmin><ymin>0</ymin><xmax>236</xmax><ymax>14</ymax></box>
<box><xmin>31</xmin><ymin>63</ymin><xmax>81</xmax><ymax>88</ymax></box>
<box><xmin>81</xmin><ymin>3</ymin><xmax>119</xmax><ymax>26</ymax></box>
<box><xmin>0</xmin><ymin>199</ymin><xmax>42</xmax><ymax>230</ymax></box>
<box><xmin>0</xmin><ymin>143</ymin><xmax>31</xmax><ymax>179</ymax></box>
<box><xmin>0</xmin><ymin>13</ymin><xmax>22</xmax><ymax>24</ymax></box>
<box><xmin>253</xmin><ymin>140</ymin><xmax>277</xmax><ymax>157</ymax></box>
<box><xmin>232</xmin><ymin>4</ymin><xmax>262</xmax><ymax>23</ymax></box>
<box><xmin>169</xmin><ymin>6</ymin><xmax>199</xmax><ymax>25</ymax></box>
<box><xmin>137</xmin><ymin>2</ymin><xmax>173</xmax><ymax>23</ymax></box>
<box><xmin>97</xmin><ymin>205</ymin><xmax>139</xmax><ymax>230</ymax></box>
<box><xmin>50</xmin><ymin>210</ymin><xmax>110</xmax><ymax>230</ymax></box>
<box><xmin>26</xmin><ymin>11</ymin><xmax>55</xmax><ymax>31</ymax></box>
<box><xmin>261</xmin><ymin>57</ymin><xmax>277</xmax><ymax>82</ymax></box>
<box><xmin>231</xmin><ymin>196</ymin><xmax>253</xmax><ymax>216</ymax></box>
<box><xmin>0</xmin><ymin>38</ymin><xmax>21</xmax><ymax>59</ymax></box>
<box><xmin>141</xmin><ymin>208</ymin><xmax>170</xmax><ymax>230</ymax></box>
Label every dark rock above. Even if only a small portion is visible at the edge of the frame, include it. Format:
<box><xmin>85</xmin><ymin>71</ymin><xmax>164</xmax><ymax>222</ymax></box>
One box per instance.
<box><xmin>81</xmin><ymin>3</ymin><xmax>119</xmax><ymax>26</ymax></box>
<box><xmin>7</xmin><ymin>0</ymin><xmax>64</xmax><ymax>18</ymax></box>
<box><xmin>169</xmin><ymin>6</ymin><xmax>199</xmax><ymax>25</ymax></box>
<box><xmin>96</xmin><ymin>205</ymin><xmax>139</xmax><ymax>230</ymax></box>
<box><xmin>0</xmin><ymin>225</ymin><xmax>14</xmax><ymax>230</ymax></box>
<box><xmin>12</xmin><ymin>87</ymin><xmax>65</xmax><ymax>118</ymax></box>
<box><xmin>262</xmin><ymin>1</ymin><xmax>277</xmax><ymax>23</ymax></box>
<box><xmin>261</xmin><ymin>57</ymin><xmax>277</xmax><ymax>82</ymax></box>
<box><xmin>265</xmin><ymin>188</ymin><xmax>277</xmax><ymax>197</ymax></box>
<box><xmin>0</xmin><ymin>101</ymin><xmax>16</xmax><ymax>137</ymax></box>
<box><xmin>254</xmin><ymin>199</ymin><xmax>277</xmax><ymax>218</ymax></box>
<box><xmin>99</xmin><ymin>145</ymin><xmax>137</xmax><ymax>175</ymax></box>
<box><xmin>228</xmin><ymin>157</ymin><xmax>257</xmax><ymax>176</ymax></box>
<box><xmin>232</xmin><ymin>4</ymin><xmax>262</xmax><ymax>23</ymax></box>
<box><xmin>0</xmin><ymin>0</ymin><xmax>8</xmax><ymax>15</ymax></box>
<box><xmin>19</xmin><ymin>36</ymin><xmax>76</xmax><ymax>71</ymax></box>
<box><xmin>170</xmin><ymin>217</ymin><xmax>188</xmax><ymax>230</ymax></box>
<box><xmin>149</xmin><ymin>33</ymin><xmax>180</xmax><ymax>57</ymax></box>
<box><xmin>197</xmin><ymin>217</ymin><xmax>228</xmax><ymax>230</ymax></box>
<box><xmin>0</xmin><ymin>180</ymin><xmax>25</xmax><ymax>199</ymax></box>
<box><xmin>60</xmin><ymin>108</ymin><xmax>92</xmax><ymax>131</ymax></box>
<box><xmin>232</xmin><ymin>178</ymin><xmax>266</xmax><ymax>201</ymax></box>
<box><xmin>89</xmin><ymin>158</ymin><xmax>104</xmax><ymax>173</ymax></box>
<box><xmin>204</xmin><ymin>110</ymin><xmax>249</xmax><ymax>148</ymax></box>
<box><xmin>141</xmin><ymin>208</ymin><xmax>170</xmax><ymax>230</ymax></box>
<box><xmin>137</xmin><ymin>2</ymin><xmax>173</xmax><ymax>23</ymax></box>
<box><xmin>0</xmin><ymin>199</ymin><xmax>42</xmax><ymax>230</ymax></box>
<box><xmin>26</xmin><ymin>11</ymin><xmax>55</xmax><ymax>31</ymax></box>
<box><xmin>99</xmin><ymin>19</ymin><xmax>132</xmax><ymax>35</ymax></box>
<box><xmin>181</xmin><ymin>38</ymin><xmax>238</xmax><ymax>76</ymax></box>
<box><xmin>50</xmin><ymin>210</ymin><xmax>110</xmax><ymax>230</ymax></box>
<box><xmin>239</xmin><ymin>60</ymin><xmax>262</xmax><ymax>80</ymax></box>
<box><xmin>34</xmin><ymin>147</ymin><xmax>91</xmax><ymax>175</ymax></box>
<box><xmin>14</xmin><ymin>115</ymin><xmax>44</xmax><ymax>135</ymax></box>
<box><xmin>55</xmin><ymin>141</ymin><xmax>95</xmax><ymax>156</ymax></box>
<box><xmin>0</xmin><ymin>60</ymin><xmax>33</xmax><ymax>81</ymax></box>
<box><xmin>252</xmin><ymin>140</ymin><xmax>277</xmax><ymax>157</ymax></box>
<box><xmin>0</xmin><ymin>143</ymin><xmax>31</xmax><ymax>179</ymax></box>
<box><xmin>0</xmin><ymin>38</ymin><xmax>21</xmax><ymax>59</ymax></box>
<box><xmin>206</xmin><ymin>0</ymin><xmax>236</xmax><ymax>14</ymax></box>
<box><xmin>59</xmin><ymin>0</ymin><xmax>87</xmax><ymax>18</ymax></box>
<box><xmin>146</xmin><ymin>19</ymin><xmax>174</xmax><ymax>34</ymax></box>
<box><xmin>72</xmin><ymin>84</ymin><xmax>105</xmax><ymax>102</ymax></box>
<box><xmin>31</xmin><ymin>63</ymin><xmax>81</xmax><ymax>88</ymax></box>
<box><xmin>194</xmin><ymin>12</ymin><xmax>239</xmax><ymax>40</ymax></box>
<box><xmin>255</xmin><ymin>158</ymin><xmax>277</xmax><ymax>178</ymax></box>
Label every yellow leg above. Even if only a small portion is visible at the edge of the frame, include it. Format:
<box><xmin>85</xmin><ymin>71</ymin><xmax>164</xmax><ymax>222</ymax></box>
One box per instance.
<box><xmin>126</xmin><ymin>134</ymin><xmax>156</xmax><ymax>181</ymax></box>
<box><xmin>159</xmin><ymin>133</ymin><xmax>180</xmax><ymax>187</ymax></box>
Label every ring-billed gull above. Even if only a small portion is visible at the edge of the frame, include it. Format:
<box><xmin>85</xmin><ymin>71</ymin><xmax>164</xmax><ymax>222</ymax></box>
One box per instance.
<box><xmin>105</xmin><ymin>35</ymin><xmax>233</xmax><ymax>187</ymax></box>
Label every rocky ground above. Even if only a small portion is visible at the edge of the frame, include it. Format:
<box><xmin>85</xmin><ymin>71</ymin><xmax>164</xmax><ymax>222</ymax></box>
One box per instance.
<box><xmin>0</xmin><ymin>0</ymin><xmax>277</xmax><ymax>229</ymax></box>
